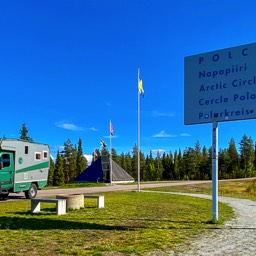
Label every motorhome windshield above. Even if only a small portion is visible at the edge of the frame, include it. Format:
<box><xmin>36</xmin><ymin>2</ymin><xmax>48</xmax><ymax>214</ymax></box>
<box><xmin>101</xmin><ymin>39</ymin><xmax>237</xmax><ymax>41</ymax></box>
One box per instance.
<box><xmin>0</xmin><ymin>156</ymin><xmax>3</xmax><ymax>169</ymax></box>
<box><xmin>0</xmin><ymin>154</ymin><xmax>10</xmax><ymax>169</ymax></box>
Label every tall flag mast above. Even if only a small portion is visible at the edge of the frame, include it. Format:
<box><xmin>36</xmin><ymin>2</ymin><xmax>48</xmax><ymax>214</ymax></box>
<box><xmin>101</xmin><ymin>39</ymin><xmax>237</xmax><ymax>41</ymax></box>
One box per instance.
<box><xmin>109</xmin><ymin>120</ymin><xmax>114</xmax><ymax>184</ymax></box>
<box><xmin>138</xmin><ymin>68</ymin><xmax>144</xmax><ymax>192</ymax></box>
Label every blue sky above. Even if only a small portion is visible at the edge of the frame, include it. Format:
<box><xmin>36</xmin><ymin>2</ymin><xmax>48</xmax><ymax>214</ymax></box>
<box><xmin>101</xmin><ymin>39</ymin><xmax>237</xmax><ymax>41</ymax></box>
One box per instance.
<box><xmin>1</xmin><ymin>0</ymin><xmax>256</xmax><ymax>160</ymax></box>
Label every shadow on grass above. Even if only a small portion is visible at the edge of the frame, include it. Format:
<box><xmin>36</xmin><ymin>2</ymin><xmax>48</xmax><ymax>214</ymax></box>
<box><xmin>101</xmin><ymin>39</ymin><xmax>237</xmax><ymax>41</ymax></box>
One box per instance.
<box><xmin>0</xmin><ymin>215</ymin><xmax>140</xmax><ymax>231</ymax></box>
<box><xmin>0</xmin><ymin>213</ymin><xmax>222</xmax><ymax>231</ymax></box>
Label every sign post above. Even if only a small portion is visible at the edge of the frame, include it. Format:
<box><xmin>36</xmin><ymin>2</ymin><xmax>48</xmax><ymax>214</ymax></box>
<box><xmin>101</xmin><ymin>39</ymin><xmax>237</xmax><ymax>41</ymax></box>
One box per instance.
<box><xmin>212</xmin><ymin>122</ymin><xmax>218</xmax><ymax>221</ymax></box>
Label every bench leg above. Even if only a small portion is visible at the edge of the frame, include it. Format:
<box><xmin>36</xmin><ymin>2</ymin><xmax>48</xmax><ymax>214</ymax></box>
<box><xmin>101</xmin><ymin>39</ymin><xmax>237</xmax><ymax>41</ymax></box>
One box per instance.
<box><xmin>57</xmin><ymin>199</ymin><xmax>67</xmax><ymax>215</ymax></box>
<box><xmin>97</xmin><ymin>196</ymin><xmax>104</xmax><ymax>208</ymax></box>
<box><xmin>31</xmin><ymin>201</ymin><xmax>41</xmax><ymax>213</ymax></box>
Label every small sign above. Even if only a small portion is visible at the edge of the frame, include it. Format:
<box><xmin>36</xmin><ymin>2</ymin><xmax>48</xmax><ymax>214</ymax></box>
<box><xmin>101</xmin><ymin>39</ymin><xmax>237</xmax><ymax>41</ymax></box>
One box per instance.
<box><xmin>184</xmin><ymin>43</ymin><xmax>256</xmax><ymax>125</ymax></box>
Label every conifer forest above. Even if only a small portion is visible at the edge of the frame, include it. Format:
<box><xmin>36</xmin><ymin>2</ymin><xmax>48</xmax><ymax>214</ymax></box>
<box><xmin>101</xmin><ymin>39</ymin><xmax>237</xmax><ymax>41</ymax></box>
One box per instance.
<box><xmin>17</xmin><ymin>123</ymin><xmax>256</xmax><ymax>185</ymax></box>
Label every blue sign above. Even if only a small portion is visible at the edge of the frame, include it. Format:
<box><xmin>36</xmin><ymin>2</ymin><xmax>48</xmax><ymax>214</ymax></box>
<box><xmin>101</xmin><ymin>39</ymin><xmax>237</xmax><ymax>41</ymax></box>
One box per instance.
<box><xmin>184</xmin><ymin>43</ymin><xmax>256</xmax><ymax>125</ymax></box>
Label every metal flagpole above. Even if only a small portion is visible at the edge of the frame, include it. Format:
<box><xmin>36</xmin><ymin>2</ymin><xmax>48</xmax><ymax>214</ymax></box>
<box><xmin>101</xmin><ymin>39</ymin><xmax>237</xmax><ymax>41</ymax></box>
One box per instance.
<box><xmin>110</xmin><ymin>121</ymin><xmax>113</xmax><ymax>185</ymax></box>
<box><xmin>137</xmin><ymin>68</ymin><xmax>141</xmax><ymax>192</ymax></box>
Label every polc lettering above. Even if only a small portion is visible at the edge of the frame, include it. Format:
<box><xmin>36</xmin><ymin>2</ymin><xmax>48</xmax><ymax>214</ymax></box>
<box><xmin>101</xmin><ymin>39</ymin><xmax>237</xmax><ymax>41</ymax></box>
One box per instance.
<box><xmin>199</xmin><ymin>48</ymin><xmax>248</xmax><ymax>64</ymax></box>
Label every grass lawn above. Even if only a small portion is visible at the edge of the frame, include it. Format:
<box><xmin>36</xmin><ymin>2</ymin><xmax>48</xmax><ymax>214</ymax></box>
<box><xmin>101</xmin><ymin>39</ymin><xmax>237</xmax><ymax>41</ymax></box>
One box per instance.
<box><xmin>148</xmin><ymin>178</ymin><xmax>256</xmax><ymax>201</ymax></box>
<box><xmin>0</xmin><ymin>190</ymin><xmax>233</xmax><ymax>256</ymax></box>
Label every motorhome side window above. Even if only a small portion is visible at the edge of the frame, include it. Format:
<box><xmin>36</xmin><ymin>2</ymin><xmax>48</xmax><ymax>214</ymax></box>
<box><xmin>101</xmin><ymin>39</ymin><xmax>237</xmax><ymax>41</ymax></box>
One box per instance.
<box><xmin>25</xmin><ymin>146</ymin><xmax>29</xmax><ymax>154</ymax></box>
<box><xmin>35</xmin><ymin>152</ymin><xmax>41</xmax><ymax>160</ymax></box>
<box><xmin>43</xmin><ymin>151</ymin><xmax>48</xmax><ymax>159</ymax></box>
<box><xmin>2</xmin><ymin>154</ymin><xmax>10</xmax><ymax>168</ymax></box>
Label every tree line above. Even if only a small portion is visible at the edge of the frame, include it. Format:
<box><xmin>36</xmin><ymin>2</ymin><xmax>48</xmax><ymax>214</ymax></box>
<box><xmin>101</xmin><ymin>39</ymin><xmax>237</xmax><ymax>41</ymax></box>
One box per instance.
<box><xmin>110</xmin><ymin>135</ymin><xmax>256</xmax><ymax>182</ymax></box>
<box><xmin>18</xmin><ymin>123</ymin><xmax>256</xmax><ymax>185</ymax></box>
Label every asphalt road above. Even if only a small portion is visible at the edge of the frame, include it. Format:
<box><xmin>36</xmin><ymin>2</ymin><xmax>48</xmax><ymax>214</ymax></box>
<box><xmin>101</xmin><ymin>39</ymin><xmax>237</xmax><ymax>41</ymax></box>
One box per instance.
<box><xmin>39</xmin><ymin>180</ymin><xmax>213</xmax><ymax>197</ymax></box>
<box><xmin>7</xmin><ymin>180</ymin><xmax>212</xmax><ymax>200</ymax></box>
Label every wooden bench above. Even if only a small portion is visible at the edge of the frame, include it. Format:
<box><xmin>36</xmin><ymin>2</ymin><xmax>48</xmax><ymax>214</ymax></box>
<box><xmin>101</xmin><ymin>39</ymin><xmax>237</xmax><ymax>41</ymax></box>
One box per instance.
<box><xmin>31</xmin><ymin>198</ymin><xmax>67</xmax><ymax>215</ymax></box>
<box><xmin>84</xmin><ymin>195</ymin><xmax>104</xmax><ymax>208</ymax></box>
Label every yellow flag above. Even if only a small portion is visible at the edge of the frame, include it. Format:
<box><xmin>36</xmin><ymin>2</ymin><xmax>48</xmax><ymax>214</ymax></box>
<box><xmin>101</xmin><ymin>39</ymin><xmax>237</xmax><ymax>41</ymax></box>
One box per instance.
<box><xmin>138</xmin><ymin>77</ymin><xmax>144</xmax><ymax>96</ymax></box>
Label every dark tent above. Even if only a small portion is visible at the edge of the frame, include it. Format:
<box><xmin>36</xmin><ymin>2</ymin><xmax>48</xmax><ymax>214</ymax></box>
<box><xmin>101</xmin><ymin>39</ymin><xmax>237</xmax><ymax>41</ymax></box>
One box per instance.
<box><xmin>74</xmin><ymin>156</ymin><xmax>134</xmax><ymax>183</ymax></box>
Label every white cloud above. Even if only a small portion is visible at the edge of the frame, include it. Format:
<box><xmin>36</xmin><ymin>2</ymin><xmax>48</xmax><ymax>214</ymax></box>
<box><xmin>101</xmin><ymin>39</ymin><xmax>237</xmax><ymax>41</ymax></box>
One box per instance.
<box><xmin>50</xmin><ymin>145</ymin><xmax>64</xmax><ymax>152</ymax></box>
<box><xmin>103</xmin><ymin>135</ymin><xmax>118</xmax><ymax>139</ymax></box>
<box><xmin>152</xmin><ymin>131</ymin><xmax>191</xmax><ymax>138</ymax></box>
<box><xmin>180</xmin><ymin>133</ymin><xmax>191</xmax><ymax>137</ymax></box>
<box><xmin>49</xmin><ymin>145</ymin><xmax>65</xmax><ymax>160</ymax></box>
<box><xmin>56</xmin><ymin>122</ymin><xmax>84</xmax><ymax>131</ymax></box>
<box><xmin>150</xmin><ymin>149</ymin><xmax>167</xmax><ymax>154</ymax></box>
<box><xmin>152</xmin><ymin>110</ymin><xmax>175</xmax><ymax>117</ymax></box>
<box><xmin>89</xmin><ymin>127</ymin><xmax>99</xmax><ymax>132</ymax></box>
<box><xmin>152</xmin><ymin>130</ymin><xmax>176</xmax><ymax>138</ymax></box>
<box><xmin>84</xmin><ymin>154</ymin><xmax>92</xmax><ymax>166</ymax></box>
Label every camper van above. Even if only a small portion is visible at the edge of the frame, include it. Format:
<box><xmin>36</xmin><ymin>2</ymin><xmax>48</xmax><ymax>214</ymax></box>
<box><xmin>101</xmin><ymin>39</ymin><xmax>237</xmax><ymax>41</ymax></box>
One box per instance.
<box><xmin>0</xmin><ymin>139</ymin><xmax>50</xmax><ymax>199</ymax></box>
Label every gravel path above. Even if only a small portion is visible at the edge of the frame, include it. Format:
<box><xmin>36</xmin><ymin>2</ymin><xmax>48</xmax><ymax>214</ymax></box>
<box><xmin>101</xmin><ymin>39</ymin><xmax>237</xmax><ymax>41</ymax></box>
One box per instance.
<box><xmin>164</xmin><ymin>192</ymin><xmax>256</xmax><ymax>256</ymax></box>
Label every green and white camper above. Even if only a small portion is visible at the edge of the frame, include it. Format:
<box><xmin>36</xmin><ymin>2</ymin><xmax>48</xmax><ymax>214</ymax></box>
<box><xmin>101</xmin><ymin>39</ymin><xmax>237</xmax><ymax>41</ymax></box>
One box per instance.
<box><xmin>0</xmin><ymin>139</ymin><xmax>50</xmax><ymax>199</ymax></box>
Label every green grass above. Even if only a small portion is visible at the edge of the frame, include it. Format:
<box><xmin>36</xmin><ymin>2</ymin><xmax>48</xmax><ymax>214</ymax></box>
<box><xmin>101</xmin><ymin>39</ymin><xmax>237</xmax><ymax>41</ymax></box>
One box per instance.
<box><xmin>147</xmin><ymin>178</ymin><xmax>256</xmax><ymax>200</ymax></box>
<box><xmin>0</xmin><ymin>190</ymin><xmax>233</xmax><ymax>255</ymax></box>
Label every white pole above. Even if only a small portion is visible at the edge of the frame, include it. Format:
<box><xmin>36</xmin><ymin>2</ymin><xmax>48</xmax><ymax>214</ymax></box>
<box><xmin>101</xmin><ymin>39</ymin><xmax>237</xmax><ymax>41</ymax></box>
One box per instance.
<box><xmin>212</xmin><ymin>121</ymin><xmax>218</xmax><ymax>221</ymax></box>
<box><xmin>110</xmin><ymin>121</ymin><xmax>113</xmax><ymax>185</ymax></box>
<box><xmin>137</xmin><ymin>68</ymin><xmax>141</xmax><ymax>192</ymax></box>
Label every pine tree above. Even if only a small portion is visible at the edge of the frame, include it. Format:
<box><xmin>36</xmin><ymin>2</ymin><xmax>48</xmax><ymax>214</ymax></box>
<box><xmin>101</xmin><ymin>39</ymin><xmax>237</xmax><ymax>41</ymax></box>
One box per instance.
<box><xmin>119</xmin><ymin>152</ymin><xmax>125</xmax><ymax>169</ymax></box>
<box><xmin>19</xmin><ymin>123</ymin><xmax>33</xmax><ymax>142</ymax></box>
<box><xmin>194</xmin><ymin>140</ymin><xmax>202</xmax><ymax>179</ymax></box>
<box><xmin>124</xmin><ymin>152</ymin><xmax>133</xmax><ymax>177</ymax></box>
<box><xmin>54</xmin><ymin>151</ymin><xmax>64</xmax><ymax>186</ymax></box>
<box><xmin>169</xmin><ymin>152</ymin><xmax>175</xmax><ymax>179</ymax></box>
<box><xmin>139</xmin><ymin>151</ymin><xmax>146</xmax><ymax>181</ymax></box>
<box><xmin>154</xmin><ymin>151</ymin><xmax>163</xmax><ymax>181</ymax></box>
<box><xmin>218</xmin><ymin>149</ymin><xmax>229</xmax><ymax>179</ymax></box>
<box><xmin>183</xmin><ymin>147</ymin><xmax>197</xmax><ymax>180</ymax></box>
<box><xmin>208</xmin><ymin>147</ymin><xmax>212</xmax><ymax>179</ymax></box>
<box><xmin>131</xmin><ymin>144</ymin><xmax>145</xmax><ymax>181</ymax></box>
<box><xmin>62</xmin><ymin>139</ymin><xmax>77</xmax><ymax>183</ymax></box>
<box><xmin>145</xmin><ymin>151</ymin><xmax>155</xmax><ymax>181</ymax></box>
<box><xmin>76</xmin><ymin>137</ymin><xmax>87</xmax><ymax>177</ymax></box>
<box><xmin>48</xmin><ymin>157</ymin><xmax>55</xmax><ymax>186</ymax></box>
<box><xmin>254</xmin><ymin>142</ymin><xmax>256</xmax><ymax>171</ymax></box>
<box><xmin>239</xmin><ymin>134</ymin><xmax>255</xmax><ymax>177</ymax></box>
<box><xmin>111</xmin><ymin>148</ymin><xmax>120</xmax><ymax>165</ymax></box>
<box><xmin>131</xmin><ymin>144</ymin><xmax>138</xmax><ymax>179</ymax></box>
<box><xmin>162</xmin><ymin>152</ymin><xmax>174</xmax><ymax>180</ymax></box>
<box><xmin>200</xmin><ymin>146</ymin><xmax>210</xmax><ymax>179</ymax></box>
<box><xmin>227</xmin><ymin>138</ymin><xmax>239</xmax><ymax>178</ymax></box>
